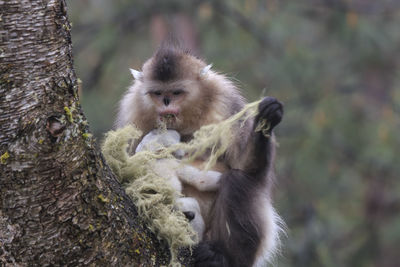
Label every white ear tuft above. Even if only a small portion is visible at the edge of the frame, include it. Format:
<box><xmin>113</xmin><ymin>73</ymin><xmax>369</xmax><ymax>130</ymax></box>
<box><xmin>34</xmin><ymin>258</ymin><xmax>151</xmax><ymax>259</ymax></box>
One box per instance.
<box><xmin>200</xmin><ymin>64</ymin><xmax>212</xmax><ymax>76</ymax></box>
<box><xmin>130</xmin><ymin>68</ymin><xmax>143</xmax><ymax>80</ymax></box>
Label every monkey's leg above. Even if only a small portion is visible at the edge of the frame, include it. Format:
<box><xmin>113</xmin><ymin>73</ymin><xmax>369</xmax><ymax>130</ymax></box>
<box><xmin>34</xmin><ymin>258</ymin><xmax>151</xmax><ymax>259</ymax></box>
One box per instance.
<box><xmin>194</xmin><ymin>170</ymin><xmax>265</xmax><ymax>267</ymax></box>
<box><xmin>176</xmin><ymin>165</ymin><xmax>221</xmax><ymax>191</ymax></box>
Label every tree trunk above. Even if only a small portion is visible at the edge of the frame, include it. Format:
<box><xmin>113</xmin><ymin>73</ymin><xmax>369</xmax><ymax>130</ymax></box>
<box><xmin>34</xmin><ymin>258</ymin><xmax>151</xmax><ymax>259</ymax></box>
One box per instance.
<box><xmin>0</xmin><ymin>1</ymin><xmax>182</xmax><ymax>265</ymax></box>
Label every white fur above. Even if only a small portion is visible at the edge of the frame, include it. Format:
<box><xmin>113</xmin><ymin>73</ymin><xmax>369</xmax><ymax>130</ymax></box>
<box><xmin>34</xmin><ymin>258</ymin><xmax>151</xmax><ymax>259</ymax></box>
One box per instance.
<box><xmin>176</xmin><ymin>197</ymin><xmax>205</xmax><ymax>239</ymax></box>
<box><xmin>115</xmin><ymin>83</ymin><xmax>139</xmax><ymax>128</ymax></box>
<box><xmin>200</xmin><ymin>64</ymin><xmax>213</xmax><ymax>76</ymax></box>
<box><xmin>135</xmin><ymin>129</ymin><xmax>222</xmax><ymax>240</ymax></box>
<box><xmin>176</xmin><ymin>165</ymin><xmax>221</xmax><ymax>191</ymax></box>
<box><xmin>129</xmin><ymin>68</ymin><xmax>143</xmax><ymax>80</ymax></box>
<box><xmin>253</xmin><ymin>200</ymin><xmax>285</xmax><ymax>267</ymax></box>
<box><xmin>117</xmin><ymin>69</ymin><xmax>160</xmax><ymax>130</ymax></box>
<box><xmin>135</xmin><ymin>129</ymin><xmax>184</xmax><ymax>157</ymax></box>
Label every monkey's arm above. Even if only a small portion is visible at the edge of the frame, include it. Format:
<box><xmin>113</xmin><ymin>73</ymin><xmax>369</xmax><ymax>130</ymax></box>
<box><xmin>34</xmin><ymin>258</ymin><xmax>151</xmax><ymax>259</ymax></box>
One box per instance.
<box><xmin>194</xmin><ymin>97</ymin><xmax>284</xmax><ymax>267</ymax></box>
<box><xmin>176</xmin><ymin>165</ymin><xmax>221</xmax><ymax>191</ymax></box>
<box><xmin>226</xmin><ymin>96</ymin><xmax>283</xmax><ymax>177</ymax></box>
<box><xmin>247</xmin><ymin>96</ymin><xmax>283</xmax><ymax>174</ymax></box>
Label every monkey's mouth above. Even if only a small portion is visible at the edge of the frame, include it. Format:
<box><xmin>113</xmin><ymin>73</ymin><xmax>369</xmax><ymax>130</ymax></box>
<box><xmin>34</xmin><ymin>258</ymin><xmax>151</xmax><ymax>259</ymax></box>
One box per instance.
<box><xmin>158</xmin><ymin>108</ymin><xmax>180</xmax><ymax>128</ymax></box>
<box><xmin>163</xmin><ymin>114</ymin><xmax>176</xmax><ymax>120</ymax></box>
<box><xmin>159</xmin><ymin>113</ymin><xmax>178</xmax><ymax>126</ymax></box>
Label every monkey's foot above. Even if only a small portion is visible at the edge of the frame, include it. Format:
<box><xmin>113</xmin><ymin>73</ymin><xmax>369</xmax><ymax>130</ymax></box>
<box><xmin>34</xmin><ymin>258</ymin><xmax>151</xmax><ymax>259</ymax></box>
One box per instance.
<box><xmin>193</xmin><ymin>242</ymin><xmax>226</xmax><ymax>267</ymax></box>
<box><xmin>255</xmin><ymin>96</ymin><xmax>283</xmax><ymax>134</ymax></box>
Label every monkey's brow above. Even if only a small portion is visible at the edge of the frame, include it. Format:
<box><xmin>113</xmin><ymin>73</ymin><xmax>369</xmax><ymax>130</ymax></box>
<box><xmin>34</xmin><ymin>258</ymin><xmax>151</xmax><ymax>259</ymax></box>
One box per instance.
<box><xmin>145</xmin><ymin>88</ymin><xmax>163</xmax><ymax>94</ymax></box>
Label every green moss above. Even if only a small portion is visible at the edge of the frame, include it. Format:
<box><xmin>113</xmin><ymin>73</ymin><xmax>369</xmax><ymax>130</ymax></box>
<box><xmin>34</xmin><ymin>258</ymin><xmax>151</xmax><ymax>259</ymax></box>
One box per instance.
<box><xmin>64</xmin><ymin>106</ymin><xmax>73</xmax><ymax>123</ymax></box>
<box><xmin>1</xmin><ymin>151</ymin><xmax>10</xmax><ymax>164</ymax></box>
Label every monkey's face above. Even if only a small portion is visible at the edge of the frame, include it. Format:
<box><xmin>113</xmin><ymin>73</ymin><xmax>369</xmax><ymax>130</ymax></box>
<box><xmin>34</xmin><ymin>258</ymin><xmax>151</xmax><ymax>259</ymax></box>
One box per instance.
<box><xmin>145</xmin><ymin>80</ymin><xmax>200</xmax><ymax>132</ymax></box>
<box><xmin>133</xmin><ymin>48</ymin><xmax>213</xmax><ymax>135</ymax></box>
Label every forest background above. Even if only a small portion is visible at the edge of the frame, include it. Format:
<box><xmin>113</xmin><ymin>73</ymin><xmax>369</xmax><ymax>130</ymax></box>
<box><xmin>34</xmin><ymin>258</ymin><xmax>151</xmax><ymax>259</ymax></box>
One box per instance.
<box><xmin>68</xmin><ymin>1</ymin><xmax>400</xmax><ymax>266</ymax></box>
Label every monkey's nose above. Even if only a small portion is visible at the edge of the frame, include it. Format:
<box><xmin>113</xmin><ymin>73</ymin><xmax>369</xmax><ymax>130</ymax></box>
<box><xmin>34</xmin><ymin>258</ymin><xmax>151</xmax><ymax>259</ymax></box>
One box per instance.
<box><xmin>163</xmin><ymin>97</ymin><xmax>170</xmax><ymax>106</ymax></box>
<box><xmin>183</xmin><ymin>211</ymin><xmax>195</xmax><ymax>221</ymax></box>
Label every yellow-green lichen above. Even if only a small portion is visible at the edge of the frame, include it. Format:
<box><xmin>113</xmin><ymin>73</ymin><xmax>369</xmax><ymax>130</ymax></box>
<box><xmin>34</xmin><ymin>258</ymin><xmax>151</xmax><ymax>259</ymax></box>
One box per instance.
<box><xmin>1</xmin><ymin>151</ymin><xmax>10</xmax><ymax>164</ymax></box>
<box><xmin>82</xmin><ymin>133</ymin><xmax>92</xmax><ymax>140</ymax></box>
<box><xmin>255</xmin><ymin>118</ymin><xmax>271</xmax><ymax>138</ymax></box>
<box><xmin>102</xmin><ymin>125</ymin><xmax>196</xmax><ymax>265</ymax></box>
<box><xmin>38</xmin><ymin>139</ymin><xmax>44</xmax><ymax>144</ymax></box>
<box><xmin>98</xmin><ymin>194</ymin><xmax>109</xmax><ymax>203</ymax></box>
<box><xmin>64</xmin><ymin>106</ymin><xmax>73</xmax><ymax>123</ymax></box>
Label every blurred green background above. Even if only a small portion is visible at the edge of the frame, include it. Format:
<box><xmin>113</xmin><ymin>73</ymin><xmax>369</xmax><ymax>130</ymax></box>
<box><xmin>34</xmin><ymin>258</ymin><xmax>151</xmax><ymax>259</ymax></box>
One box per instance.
<box><xmin>68</xmin><ymin>1</ymin><xmax>400</xmax><ymax>266</ymax></box>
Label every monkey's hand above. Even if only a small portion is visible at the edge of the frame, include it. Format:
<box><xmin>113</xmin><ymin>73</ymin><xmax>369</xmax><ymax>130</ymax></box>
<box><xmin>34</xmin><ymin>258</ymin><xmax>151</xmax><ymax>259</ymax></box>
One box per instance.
<box><xmin>255</xmin><ymin>96</ymin><xmax>283</xmax><ymax>136</ymax></box>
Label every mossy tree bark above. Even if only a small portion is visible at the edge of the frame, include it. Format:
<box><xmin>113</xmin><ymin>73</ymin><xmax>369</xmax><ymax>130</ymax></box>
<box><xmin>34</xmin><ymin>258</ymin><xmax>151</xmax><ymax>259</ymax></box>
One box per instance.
<box><xmin>0</xmin><ymin>1</ymin><xmax>187</xmax><ymax>265</ymax></box>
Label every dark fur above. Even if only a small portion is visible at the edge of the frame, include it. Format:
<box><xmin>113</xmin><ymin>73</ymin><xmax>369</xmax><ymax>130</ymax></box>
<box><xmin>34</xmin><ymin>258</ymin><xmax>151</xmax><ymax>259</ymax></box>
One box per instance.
<box><xmin>151</xmin><ymin>48</ymin><xmax>180</xmax><ymax>82</ymax></box>
<box><xmin>150</xmin><ymin>40</ymin><xmax>201</xmax><ymax>82</ymax></box>
<box><xmin>195</xmin><ymin>170</ymin><xmax>263</xmax><ymax>267</ymax></box>
<box><xmin>194</xmin><ymin>97</ymin><xmax>283</xmax><ymax>267</ymax></box>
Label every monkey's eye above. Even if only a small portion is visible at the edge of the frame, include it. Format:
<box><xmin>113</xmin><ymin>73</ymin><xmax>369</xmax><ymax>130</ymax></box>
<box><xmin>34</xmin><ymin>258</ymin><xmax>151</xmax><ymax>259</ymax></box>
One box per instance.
<box><xmin>173</xmin><ymin>90</ymin><xmax>184</xmax><ymax>96</ymax></box>
<box><xmin>153</xmin><ymin>91</ymin><xmax>162</xmax><ymax>96</ymax></box>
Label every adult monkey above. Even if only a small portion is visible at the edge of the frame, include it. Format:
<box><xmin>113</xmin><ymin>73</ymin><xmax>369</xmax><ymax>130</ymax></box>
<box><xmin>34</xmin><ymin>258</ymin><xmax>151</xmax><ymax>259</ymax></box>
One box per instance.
<box><xmin>116</xmin><ymin>44</ymin><xmax>284</xmax><ymax>267</ymax></box>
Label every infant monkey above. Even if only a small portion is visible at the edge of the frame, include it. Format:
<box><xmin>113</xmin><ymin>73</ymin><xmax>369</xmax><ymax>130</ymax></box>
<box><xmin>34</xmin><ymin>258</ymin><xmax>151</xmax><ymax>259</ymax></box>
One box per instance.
<box><xmin>135</xmin><ymin>129</ymin><xmax>221</xmax><ymax>240</ymax></box>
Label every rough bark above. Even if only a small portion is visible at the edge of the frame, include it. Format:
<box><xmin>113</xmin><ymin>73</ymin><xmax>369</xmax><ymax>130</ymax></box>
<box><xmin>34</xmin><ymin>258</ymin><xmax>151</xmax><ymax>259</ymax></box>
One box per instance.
<box><xmin>0</xmin><ymin>1</ymin><xmax>184</xmax><ymax>265</ymax></box>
